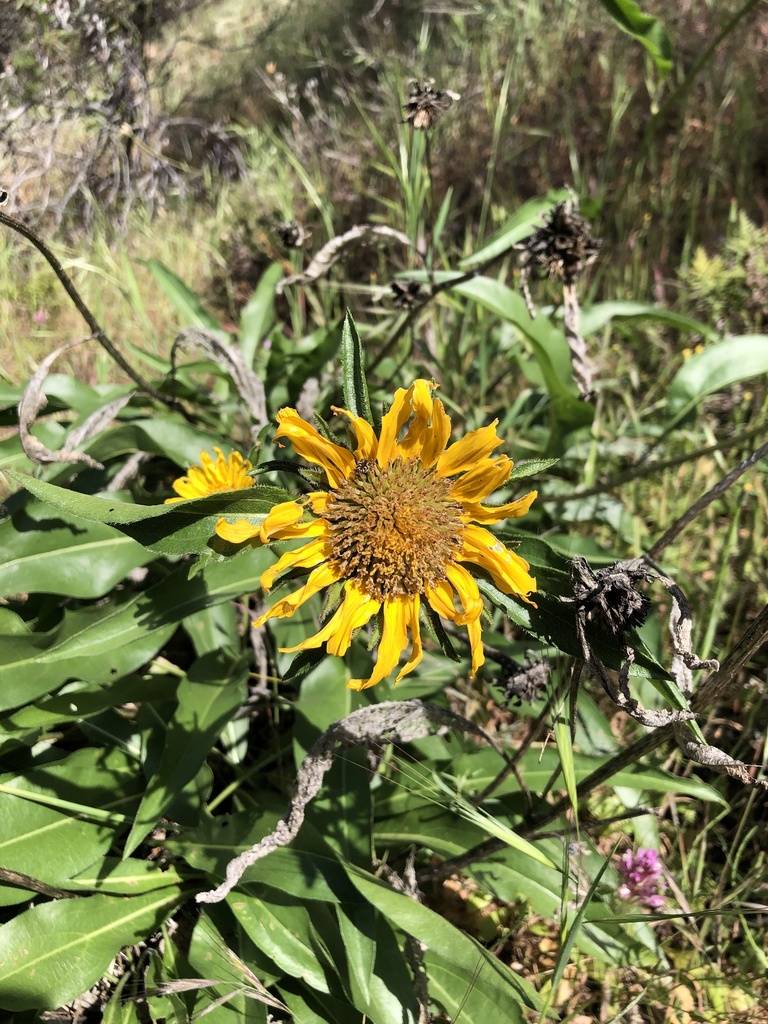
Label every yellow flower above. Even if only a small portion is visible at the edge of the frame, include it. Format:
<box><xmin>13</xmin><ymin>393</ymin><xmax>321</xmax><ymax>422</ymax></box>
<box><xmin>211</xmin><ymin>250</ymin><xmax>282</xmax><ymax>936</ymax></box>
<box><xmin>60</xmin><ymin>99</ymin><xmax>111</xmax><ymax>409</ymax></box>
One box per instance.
<box><xmin>217</xmin><ymin>380</ymin><xmax>537</xmax><ymax>690</ymax></box>
<box><xmin>166</xmin><ymin>447</ymin><xmax>254</xmax><ymax>503</ymax></box>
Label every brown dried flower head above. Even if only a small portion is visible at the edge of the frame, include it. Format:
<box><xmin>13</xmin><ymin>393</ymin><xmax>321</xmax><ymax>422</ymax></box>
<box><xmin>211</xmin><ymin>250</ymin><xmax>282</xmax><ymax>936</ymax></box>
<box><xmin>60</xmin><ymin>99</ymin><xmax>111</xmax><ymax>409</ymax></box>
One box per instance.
<box><xmin>501</xmin><ymin>653</ymin><xmax>550</xmax><ymax>706</ymax></box>
<box><xmin>403</xmin><ymin>79</ymin><xmax>460</xmax><ymax>130</ymax></box>
<box><xmin>571</xmin><ymin>557</ymin><xmax>652</xmax><ymax>640</ymax></box>
<box><xmin>275</xmin><ymin>220</ymin><xmax>311</xmax><ymax>249</ymax></box>
<box><xmin>518</xmin><ymin>200</ymin><xmax>600</xmax><ymax>285</ymax></box>
<box><xmin>390</xmin><ymin>279</ymin><xmax>423</xmax><ymax>308</ymax></box>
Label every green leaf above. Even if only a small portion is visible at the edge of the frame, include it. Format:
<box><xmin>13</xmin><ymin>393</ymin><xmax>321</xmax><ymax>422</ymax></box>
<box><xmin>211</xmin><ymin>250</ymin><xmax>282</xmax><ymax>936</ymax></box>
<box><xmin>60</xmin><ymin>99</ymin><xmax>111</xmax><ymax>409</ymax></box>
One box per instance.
<box><xmin>579</xmin><ymin>301</ymin><xmax>717</xmax><ymax>340</ymax></box>
<box><xmin>0</xmin><ymin>673</ymin><xmax>181</xmax><ymax>732</ymax></box>
<box><xmin>68</xmin><ymin>858</ymin><xmax>185</xmax><ymax>894</ymax></box>
<box><xmin>471</xmin><ymin>843</ymin><xmax>659</xmax><ymax>966</ymax></box>
<box><xmin>444</xmin><ymin>746</ymin><xmax>726</xmax><ymax>805</ymax></box>
<box><xmin>0</xmin><ymin>549</ymin><xmax>272</xmax><ymax>711</ymax></box>
<box><xmin>7</xmin><ymin>470</ymin><xmax>290</xmax><ymax>556</ymax></box>
<box><xmin>138</xmin><ymin>259</ymin><xmax>223</xmax><ymax>331</ymax></box>
<box><xmin>333</xmin><ymin>904</ymin><xmax>419</xmax><ymax>1023</ymax></box>
<box><xmin>0</xmin><ymin>889</ymin><xmax>184</xmax><ymax>1010</ymax></box>
<box><xmin>374</xmin><ymin>793</ymin><xmax>488</xmax><ymax>858</ymax></box>
<box><xmin>169</xmin><ymin>817</ymin><xmax>366</xmax><ymax>906</ymax></box>
<box><xmin>508</xmin><ymin>457</ymin><xmax>559</xmax><ymax>481</ymax></box>
<box><xmin>239</xmin><ymin>262</ymin><xmax>284</xmax><ymax>368</ymax></box>
<box><xmin>226</xmin><ymin>893</ymin><xmax>332</xmax><ymax>993</ymax></box>
<box><xmin>424</xmin><ymin>948</ymin><xmax>524</xmax><ymax>1024</ymax></box>
<box><xmin>667</xmin><ymin>336</ymin><xmax>768</xmax><ymax>416</ymax></box>
<box><xmin>0</xmin><ymin>499</ymin><xmax>155</xmax><ymax>599</ymax></box>
<box><xmin>343</xmin><ymin>864</ymin><xmax>543</xmax><ymax>1013</ymax></box>
<box><xmin>597</xmin><ymin>0</ymin><xmax>673</xmax><ymax>75</ymax></box>
<box><xmin>340</xmin><ymin>310</ymin><xmax>373</xmax><ymax>425</ymax></box>
<box><xmin>415</xmin><ymin>273</ymin><xmax>593</xmax><ymax>428</ymax></box>
<box><xmin>83</xmin><ymin>420</ymin><xmax>246</xmax><ymax>469</ymax></box>
<box><xmin>458</xmin><ymin>189</ymin><xmax>570</xmax><ymax>268</ymax></box>
<box><xmin>124</xmin><ymin>651</ymin><xmax>248</xmax><ymax>856</ymax></box>
<box><xmin>0</xmin><ymin>748</ymin><xmax>143</xmax><ymax>906</ymax></box>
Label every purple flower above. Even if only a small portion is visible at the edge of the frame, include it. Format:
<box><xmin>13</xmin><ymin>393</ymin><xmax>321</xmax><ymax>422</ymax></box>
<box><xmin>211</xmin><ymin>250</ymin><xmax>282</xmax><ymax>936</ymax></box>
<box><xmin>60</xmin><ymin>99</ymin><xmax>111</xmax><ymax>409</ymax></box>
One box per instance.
<box><xmin>617</xmin><ymin>847</ymin><xmax>667</xmax><ymax>909</ymax></box>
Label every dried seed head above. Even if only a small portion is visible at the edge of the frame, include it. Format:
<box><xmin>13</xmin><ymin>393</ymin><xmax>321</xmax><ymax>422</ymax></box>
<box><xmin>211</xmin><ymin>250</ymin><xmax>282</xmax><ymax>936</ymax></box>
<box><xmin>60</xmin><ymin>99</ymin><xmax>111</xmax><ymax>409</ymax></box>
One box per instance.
<box><xmin>518</xmin><ymin>200</ymin><xmax>600</xmax><ymax>285</ymax></box>
<box><xmin>571</xmin><ymin>557</ymin><xmax>652</xmax><ymax>640</ymax></box>
<box><xmin>501</xmin><ymin>653</ymin><xmax>550</xmax><ymax>706</ymax></box>
<box><xmin>275</xmin><ymin>219</ymin><xmax>311</xmax><ymax>248</ymax></box>
<box><xmin>403</xmin><ymin>79</ymin><xmax>460</xmax><ymax>130</ymax></box>
<box><xmin>390</xmin><ymin>279</ymin><xmax>423</xmax><ymax>308</ymax></box>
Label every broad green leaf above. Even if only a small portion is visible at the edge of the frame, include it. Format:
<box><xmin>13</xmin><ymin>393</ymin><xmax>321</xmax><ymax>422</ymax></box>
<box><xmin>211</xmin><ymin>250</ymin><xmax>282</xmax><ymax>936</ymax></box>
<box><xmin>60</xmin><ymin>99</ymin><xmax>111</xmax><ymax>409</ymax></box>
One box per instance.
<box><xmin>667</xmin><ymin>336</ymin><xmax>768</xmax><ymax>416</ymax></box>
<box><xmin>415</xmin><ymin>272</ymin><xmax>593</xmax><ymax>428</ymax></box>
<box><xmin>508</xmin><ymin>457</ymin><xmax>559</xmax><ymax>481</ymax></box>
<box><xmin>343</xmin><ymin>864</ymin><xmax>543</xmax><ymax>1013</ymax></box>
<box><xmin>340</xmin><ymin>310</ymin><xmax>373</xmax><ymax>425</ymax></box>
<box><xmin>124</xmin><ymin>651</ymin><xmax>248</xmax><ymax>856</ymax></box>
<box><xmin>333</xmin><ymin>904</ymin><xmax>419</xmax><ymax>1024</ymax></box>
<box><xmin>471</xmin><ymin>844</ymin><xmax>659</xmax><ymax>965</ymax></box>
<box><xmin>424</xmin><ymin>949</ymin><xmax>524</xmax><ymax>1024</ymax></box>
<box><xmin>179</xmin><ymin>912</ymin><xmax>282</xmax><ymax>1022</ymax></box>
<box><xmin>458</xmin><ymin>189</ymin><xmax>570</xmax><ymax>268</ymax></box>
<box><xmin>0</xmin><ymin>550</ymin><xmax>272</xmax><ymax>711</ymax></box>
<box><xmin>293</xmin><ymin>657</ymin><xmax>364</xmax><ymax>762</ymax></box>
<box><xmin>579</xmin><ymin>301</ymin><xmax>717</xmax><ymax>340</ymax></box>
<box><xmin>0</xmin><ymin>500</ymin><xmax>155</xmax><ymax>599</ymax></box>
<box><xmin>7</xmin><ymin>470</ymin><xmax>290</xmax><ymax>556</ymax></box>
<box><xmin>139</xmin><ymin>259</ymin><xmax>223</xmax><ymax>331</ymax></box>
<box><xmin>0</xmin><ymin>748</ymin><xmax>142</xmax><ymax>906</ymax></box>
<box><xmin>83</xmin><ymin>419</ymin><xmax>245</xmax><ymax>470</ymax></box>
<box><xmin>422</xmin><ymin>769</ymin><xmax>555</xmax><ymax>869</ymax></box>
<box><xmin>278</xmin><ymin>979</ymin><xmax>363</xmax><ymax>1024</ymax></box>
<box><xmin>445</xmin><ymin>746</ymin><xmax>726</xmax><ymax>805</ymax></box>
<box><xmin>0</xmin><ymin>672</ymin><xmax>181</xmax><ymax>732</ymax></box>
<box><xmin>0</xmin><ymin>889</ymin><xmax>184</xmax><ymax>1010</ymax></box>
<box><xmin>226</xmin><ymin>893</ymin><xmax>332</xmax><ymax>992</ymax></box>
<box><xmin>597</xmin><ymin>0</ymin><xmax>673</xmax><ymax>75</ymax></box>
<box><xmin>374</xmin><ymin>794</ymin><xmax>488</xmax><ymax>858</ymax></box>
<box><xmin>239</xmin><ymin>262</ymin><xmax>284</xmax><ymax>368</ymax></box>
<box><xmin>69</xmin><ymin>858</ymin><xmax>185</xmax><ymax>894</ymax></box>
<box><xmin>301</xmin><ymin>750</ymin><xmax>373</xmax><ymax>868</ymax></box>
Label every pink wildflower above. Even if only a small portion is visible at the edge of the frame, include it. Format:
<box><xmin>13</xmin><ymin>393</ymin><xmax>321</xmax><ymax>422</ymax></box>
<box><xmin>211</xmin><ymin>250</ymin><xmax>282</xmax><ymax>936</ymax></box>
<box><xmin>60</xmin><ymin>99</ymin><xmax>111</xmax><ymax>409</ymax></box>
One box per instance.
<box><xmin>617</xmin><ymin>847</ymin><xmax>667</xmax><ymax>909</ymax></box>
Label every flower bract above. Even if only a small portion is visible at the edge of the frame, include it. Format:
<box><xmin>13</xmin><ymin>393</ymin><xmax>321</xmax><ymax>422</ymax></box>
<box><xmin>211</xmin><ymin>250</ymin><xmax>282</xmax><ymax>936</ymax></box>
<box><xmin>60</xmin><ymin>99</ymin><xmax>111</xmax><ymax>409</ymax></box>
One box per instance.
<box><xmin>217</xmin><ymin>380</ymin><xmax>537</xmax><ymax>689</ymax></box>
<box><xmin>166</xmin><ymin>447</ymin><xmax>254</xmax><ymax>502</ymax></box>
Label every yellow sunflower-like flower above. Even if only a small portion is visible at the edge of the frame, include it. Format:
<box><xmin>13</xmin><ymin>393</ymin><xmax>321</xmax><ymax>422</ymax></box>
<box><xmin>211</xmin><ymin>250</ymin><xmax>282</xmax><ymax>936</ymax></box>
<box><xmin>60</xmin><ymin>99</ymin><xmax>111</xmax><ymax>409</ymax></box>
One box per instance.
<box><xmin>166</xmin><ymin>447</ymin><xmax>254</xmax><ymax>503</ymax></box>
<box><xmin>216</xmin><ymin>380</ymin><xmax>537</xmax><ymax>690</ymax></box>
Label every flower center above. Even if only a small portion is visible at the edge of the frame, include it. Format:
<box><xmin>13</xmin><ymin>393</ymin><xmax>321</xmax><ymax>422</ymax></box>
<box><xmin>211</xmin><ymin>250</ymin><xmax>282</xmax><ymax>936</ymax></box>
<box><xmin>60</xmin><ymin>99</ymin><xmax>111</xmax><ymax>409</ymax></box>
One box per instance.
<box><xmin>323</xmin><ymin>456</ymin><xmax>465</xmax><ymax>600</ymax></box>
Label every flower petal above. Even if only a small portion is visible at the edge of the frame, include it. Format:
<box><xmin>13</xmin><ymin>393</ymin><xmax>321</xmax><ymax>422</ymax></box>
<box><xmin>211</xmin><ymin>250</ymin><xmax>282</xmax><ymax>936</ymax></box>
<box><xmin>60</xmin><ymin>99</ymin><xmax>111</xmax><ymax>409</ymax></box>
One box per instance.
<box><xmin>444</xmin><ymin>563</ymin><xmax>483</xmax><ymax>623</ymax></box>
<box><xmin>347</xmin><ymin>594</ymin><xmax>413</xmax><ymax>690</ymax></box>
<box><xmin>450</xmin><ymin>456</ymin><xmax>512</xmax><ymax>502</ymax></box>
<box><xmin>466</xmin><ymin>616</ymin><xmax>485</xmax><ymax>676</ymax></box>
<box><xmin>254</xmin><ymin>561</ymin><xmax>342</xmax><ymax>625</ymax></box>
<box><xmin>395</xmin><ymin>595</ymin><xmax>423</xmax><ymax>682</ymax></box>
<box><xmin>215</xmin><ymin>518</ymin><xmax>261</xmax><ymax>544</ymax></box>
<box><xmin>166</xmin><ymin>447</ymin><xmax>254</xmax><ymax>502</ymax></box>
<box><xmin>258</xmin><ymin>500</ymin><xmax>328</xmax><ymax>542</ymax></box>
<box><xmin>398</xmin><ymin>379</ymin><xmax>434</xmax><ymax>459</ymax></box>
<box><xmin>377</xmin><ymin>384</ymin><xmax>415</xmax><ymax>466</ymax></box>
<box><xmin>460</xmin><ymin>490</ymin><xmax>538</xmax><ymax>524</ymax></box>
<box><xmin>274</xmin><ymin>408</ymin><xmax>355</xmax><ymax>486</ymax></box>
<box><xmin>260</xmin><ymin>536</ymin><xmax>331</xmax><ymax>591</ymax></box>
<box><xmin>281</xmin><ymin>581</ymin><xmax>380</xmax><ymax>655</ymax></box>
<box><xmin>459</xmin><ymin>524</ymin><xmax>537</xmax><ymax>601</ymax></box>
<box><xmin>333</xmin><ymin>408</ymin><xmax>378</xmax><ymax>461</ymax></box>
<box><xmin>425</xmin><ymin>564</ymin><xmax>482</xmax><ymax>626</ymax></box>
<box><xmin>418</xmin><ymin>397</ymin><xmax>452</xmax><ymax>468</ymax></box>
<box><xmin>436</xmin><ymin>422</ymin><xmax>504</xmax><ymax>477</ymax></box>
